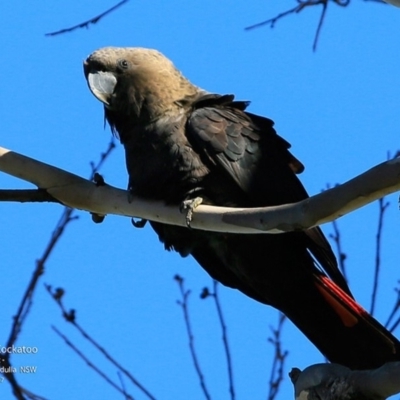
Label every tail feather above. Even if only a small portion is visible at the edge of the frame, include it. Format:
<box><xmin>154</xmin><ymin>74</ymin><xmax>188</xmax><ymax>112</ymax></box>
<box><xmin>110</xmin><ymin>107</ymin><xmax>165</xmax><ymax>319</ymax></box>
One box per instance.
<box><xmin>315</xmin><ymin>276</ymin><xmax>398</xmax><ymax>353</ymax></box>
<box><xmin>288</xmin><ymin>273</ymin><xmax>400</xmax><ymax>370</ymax></box>
<box><xmin>154</xmin><ymin>223</ymin><xmax>400</xmax><ymax>370</ymax></box>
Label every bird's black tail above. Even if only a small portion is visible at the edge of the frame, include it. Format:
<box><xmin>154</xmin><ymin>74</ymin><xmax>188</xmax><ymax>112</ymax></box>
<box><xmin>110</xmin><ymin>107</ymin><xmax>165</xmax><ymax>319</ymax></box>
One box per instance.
<box><xmin>287</xmin><ymin>273</ymin><xmax>400</xmax><ymax>370</ymax></box>
<box><xmin>154</xmin><ymin>223</ymin><xmax>400</xmax><ymax>370</ymax></box>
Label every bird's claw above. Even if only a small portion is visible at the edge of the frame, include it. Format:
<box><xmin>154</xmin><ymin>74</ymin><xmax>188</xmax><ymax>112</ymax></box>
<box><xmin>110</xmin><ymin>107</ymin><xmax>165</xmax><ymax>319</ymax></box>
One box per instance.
<box><xmin>91</xmin><ymin>173</ymin><xmax>107</xmax><ymax>223</ymax></box>
<box><xmin>91</xmin><ymin>213</ymin><xmax>106</xmax><ymax>224</ymax></box>
<box><xmin>93</xmin><ymin>172</ymin><xmax>106</xmax><ymax>186</ymax></box>
<box><xmin>131</xmin><ymin>218</ymin><xmax>147</xmax><ymax>228</ymax></box>
<box><xmin>180</xmin><ymin>197</ymin><xmax>203</xmax><ymax>228</ymax></box>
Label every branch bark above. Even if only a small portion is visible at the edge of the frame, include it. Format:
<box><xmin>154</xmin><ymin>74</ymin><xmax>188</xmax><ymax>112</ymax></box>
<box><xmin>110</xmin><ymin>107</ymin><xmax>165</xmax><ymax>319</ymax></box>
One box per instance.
<box><xmin>1</xmin><ymin>145</ymin><xmax>399</xmax><ymax>234</ymax></box>
<box><xmin>290</xmin><ymin>362</ymin><xmax>400</xmax><ymax>399</ymax></box>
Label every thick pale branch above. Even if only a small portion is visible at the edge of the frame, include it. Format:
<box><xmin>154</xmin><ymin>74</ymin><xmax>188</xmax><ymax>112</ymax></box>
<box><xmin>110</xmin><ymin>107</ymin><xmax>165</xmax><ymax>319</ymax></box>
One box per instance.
<box><xmin>0</xmin><ymin>146</ymin><xmax>399</xmax><ymax>234</ymax></box>
<box><xmin>224</xmin><ymin>156</ymin><xmax>400</xmax><ymax>232</ymax></box>
<box><xmin>291</xmin><ymin>362</ymin><xmax>400</xmax><ymax>399</ymax></box>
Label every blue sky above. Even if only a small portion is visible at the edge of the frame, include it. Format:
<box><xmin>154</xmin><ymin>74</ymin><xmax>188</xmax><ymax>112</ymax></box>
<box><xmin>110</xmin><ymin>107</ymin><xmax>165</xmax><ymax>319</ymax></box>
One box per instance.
<box><xmin>1</xmin><ymin>1</ymin><xmax>400</xmax><ymax>399</ymax></box>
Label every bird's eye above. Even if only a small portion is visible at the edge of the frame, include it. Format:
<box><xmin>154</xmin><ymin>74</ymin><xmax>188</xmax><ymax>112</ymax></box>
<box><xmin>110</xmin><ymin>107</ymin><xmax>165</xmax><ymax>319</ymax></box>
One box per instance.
<box><xmin>118</xmin><ymin>59</ymin><xmax>129</xmax><ymax>70</ymax></box>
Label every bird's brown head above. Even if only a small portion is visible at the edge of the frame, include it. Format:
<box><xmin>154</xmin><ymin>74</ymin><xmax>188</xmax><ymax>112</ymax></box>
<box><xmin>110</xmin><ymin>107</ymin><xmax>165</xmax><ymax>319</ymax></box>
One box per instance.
<box><xmin>84</xmin><ymin>47</ymin><xmax>202</xmax><ymax>124</ymax></box>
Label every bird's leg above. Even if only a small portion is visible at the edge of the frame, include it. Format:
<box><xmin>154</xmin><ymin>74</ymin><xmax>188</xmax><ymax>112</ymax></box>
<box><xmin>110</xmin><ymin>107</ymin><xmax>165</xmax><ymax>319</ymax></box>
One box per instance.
<box><xmin>91</xmin><ymin>173</ymin><xmax>106</xmax><ymax>223</ymax></box>
<box><xmin>180</xmin><ymin>197</ymin><xmax>203</xmax><ymax>228</ymax></box>
<box><xmin>127</xmin><ymin>185</ymin><xmax>147</xmax><ymax>228</ymax></box>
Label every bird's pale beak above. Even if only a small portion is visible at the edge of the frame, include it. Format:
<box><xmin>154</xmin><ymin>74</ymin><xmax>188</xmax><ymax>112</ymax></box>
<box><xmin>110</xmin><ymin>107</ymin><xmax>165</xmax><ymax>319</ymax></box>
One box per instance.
<box><xmin>84</xmin><ymin>64</ymin><xmax>117</xmax><ymax>106</ymax></box>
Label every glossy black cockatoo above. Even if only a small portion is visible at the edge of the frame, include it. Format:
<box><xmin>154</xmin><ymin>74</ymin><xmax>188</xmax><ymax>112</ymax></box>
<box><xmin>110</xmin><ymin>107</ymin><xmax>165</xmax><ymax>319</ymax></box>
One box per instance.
<box><xmin>83</xmin><ymin>47</ymin><xmax>400</xmax><ymax>369</ymax></box>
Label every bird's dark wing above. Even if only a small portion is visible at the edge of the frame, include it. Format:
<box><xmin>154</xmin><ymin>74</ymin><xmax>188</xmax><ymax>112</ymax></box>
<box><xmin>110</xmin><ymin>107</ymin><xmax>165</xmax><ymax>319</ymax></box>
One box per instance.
<box><xmin>186</xmin><ymin>100</ymin><xmax>350</xmax><ymax>294</ymax></box>
<box><xmin>182</xmin><ymin>98</ymin><xmax>400</xmax><ymax>369</ymax></box>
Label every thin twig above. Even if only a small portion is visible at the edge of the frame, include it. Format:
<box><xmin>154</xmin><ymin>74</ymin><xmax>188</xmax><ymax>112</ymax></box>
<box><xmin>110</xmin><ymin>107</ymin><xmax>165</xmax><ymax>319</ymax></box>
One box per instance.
<box><xmin>370</xmin><ymin>195</ymin><xmax>389</xmax><ymax>316</ymax></box>
<box><xmin>245</xmin><ymin>0</ymin><xmax>354</xmax><ymax>51</ymax></box>
<box><xmin>370</xmin><ymin>151</ymin><xmax>399</xmax><ymax>318</ymax></box>
<box><xmin>245</xmin><ymin>4</ymin><xmax>301</xmax><ymax>30</ymax></box>
<box><xmin>390</xmin><ymin>317</ymin><xmax>400</xmax><ymax>333</ymax></box>
<box><xmin>205</xmin><ymin>281</ymin><xmax>235</xmax><ymax>400</ymax></box>
<box><xmin>89</xmin><ymin>138</ymin><xmax>116</xmax><ymax>180</ymax></box>
<box><xmin>18</xmin><ymin>387</ymin><xmax>49</xmax><ymax>400</ymax></box>
<box><xmin>6</xmin><ymin>208</ymin><xmax>77</xmax><ymax>349</ymax></box>
<box><xmin>389</xmin><ymin>301</ymin><xmax>400</xmax><ymax>333</ymax></box>
<box><xmin>52</xmin><ymin>326</ymin><xmax>135</xmax><ymax>400</ymax></box>
<box><xmin>6</xmin><ymin>138</ymin><xmax>115</xmax><ymax>347</ymax></box>
<box><xmin>45</xmin><ymin>285</ymin><xmax>156</xmax><ymax>400</ymax></box>
<box><xmin>174</xmin><ymin>275</ymin><xmax>212</xmax><ymax>400</ymax></box>
<box><xmin>325</xmin><ymin>183</ymin><xmax>348</xmax><ymax>282</ymax></box>
<box><xmin>267</xmin><ymin>313</ymin><xmax>288</xmax><ymax>400</ymax></box>
<box><xmin>117</xmin><ymin>371</ymin><xmax>133</xmax><ymax>400</ymax></box>
<box><xmin>0</xmin><ymin>356</ymin><xmax>25</xmax><ymax>400</ymax></box>
<box><xmin>2</xmin><ymin>139</ymin><xmax>116</xmax><ymax>399</ymax></box>
<box><xmin>2</xmin><ymin>207</ymin><xmax>76</xmax><ymax>400</ymax></box>
<box><xmin>312</xmin><ymin>1</ymin><xmax>328</xmax><ymax>52</ymax></box>
<box><xmin>385</xmin><ymin>282</ymin><xmax>400</xmax><ymax>332</ymax></box>
<box><xmin>45</xmin><ymin>0</ymin><xmax>129</xmax><ymax>36</ymax></box>
<box><xmin>329</xmin><ymin>219</ymin><xmax>348</xmax><ymax>282</ymax></box>
<box><xmin>213</xmin><ymin>281</ymin><xmax>235</xmax><ymax>400</ymax></box>
<box><xmin>371</xmin><ymin>151</ymin><xmax>399</xmax><ymax>319</ymax></box>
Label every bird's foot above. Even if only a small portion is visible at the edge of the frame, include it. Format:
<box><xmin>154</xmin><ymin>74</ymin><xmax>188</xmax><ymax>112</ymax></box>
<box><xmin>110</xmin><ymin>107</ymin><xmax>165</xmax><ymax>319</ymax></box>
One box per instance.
<box><xmin>180</xmin><ymin>197</ymin><xmax>203</xmax><ymax>228</ymax></box>
<box><xmin>91</xmin><ymin>213</ymin><xmax>106</xmax><ymax>224</ymax></box>
<box><xmin>131</xmin><ymin>218</ymin><xmax>147</xmax><ymax>228</ymax></box>
<box><xmin>91</xmin><ymin>173</ymin><xmax>106</xmax><ymax>223</ymax></box>
<box><xmin>126</xmin><ymin>188</ymin><xmax>147</xmax><ymax>228</ymax></box>
<box><xmin>93</xmin><ymin>172</ymin><xmax>106</xmax><ymax>186</ymax></box>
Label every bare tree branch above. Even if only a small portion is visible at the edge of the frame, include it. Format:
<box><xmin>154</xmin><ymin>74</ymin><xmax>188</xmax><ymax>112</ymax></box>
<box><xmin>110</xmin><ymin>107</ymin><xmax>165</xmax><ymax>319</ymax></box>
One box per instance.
<box><xmin>245</xmin><ymin>0</ymin><xmax>334</xmax><ymax>51</ymax></box>
<box><xmin>326</xmin><ymin>184</ymin><xmax>348</xmax><ymax>282</ymax></box>
<box><xmin>329</xmin><ymin>219</ymin><xmax>348</xmax><ymax>282</ymax></box>
<box><xmin>386</xmin><ymin>282</ymin><xmax>400</xmax><ymax>332</ymax></box>
<box><xmin>245</xmin><ymin>3</ymin><xmax>302</xmax><ymax>30</ymax></box>
<box><xmin>267</xmin><ymin>313</ymin><xmax>288</xmax><ymax>400</ymax></box>
<box><xmin>51</xmin><ymin>326</ymin><xmax>135</xmax><ymax>400</ymax></box>
<box><xmin>1</xmin><ymin>146</ymin><xmax>400</xmax><ymax>235</ymax></box>
<box><xmin>312</xmin><ymin>1</ymin><xmax>329</xmax><ymax>52</ymax></box>
<box><xmin>201</xmin><ymin>282</ymin><xmax>235</xmax><ymax>400</ymax></box>
<box><xmin>18</xmin><ymin>388</ymin><xmax>49</xmax><ymax>400</ymax></box>
<box><xmin>1</xmin><ymin>140</ymin><xmax>116</xmax><ymax>399</ymax></box>
<box><xmin>45</xmin><ymin>0</ymin><xmax>129</xmax><ymax>37</ymax></box>
<box><xmin>370</xmin><ymin>197</ymin><xmax>390</xmax><ymax>315</ymax></box>
<box><xmin>175</xmin><ymin>275</ymin><xmax>212</xmax><ymax>400</ymax></box>
<box><xmin>46</xmin><ymin>285</ymin><xmax>156</xmax><ymax>400</ymax></box>
<box><xmin>370</xmin><ymin>151</ymin><xmax>399</xmax><ymax>316</ymax></box>
<box><xmin>1</xmin><ymin>209</ymin><xmax>77</xmax><ymax>400</ymax></box>
<box><xmin>212</xmin><ymin>281</ymin><xmax>235</xmax><ymax>400</ymax></box>
<box><xmin>89</xmin><ymin>138</ymin><xmax>116</xmax><ymax>180</ymax></box>
<box><xmin>290</xmin><ymin>362</ymin><xmax>400</xmax><ymax>399</ymax></box>
<box><xmin>245</xmin><ymin>0</ymin><xmax>387</xmax><ymax>51</ymax></box>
